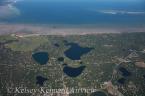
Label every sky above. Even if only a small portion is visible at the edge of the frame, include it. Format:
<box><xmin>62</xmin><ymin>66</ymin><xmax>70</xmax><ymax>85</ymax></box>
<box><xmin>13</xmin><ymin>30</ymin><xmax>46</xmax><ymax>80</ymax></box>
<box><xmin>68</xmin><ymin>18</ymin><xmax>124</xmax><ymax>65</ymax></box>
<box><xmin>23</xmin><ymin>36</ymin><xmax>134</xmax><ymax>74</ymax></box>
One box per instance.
<box><xmin>32</xmin><ymin>0</ymin><xmax>144</xmax><ymax>1</ymax></box>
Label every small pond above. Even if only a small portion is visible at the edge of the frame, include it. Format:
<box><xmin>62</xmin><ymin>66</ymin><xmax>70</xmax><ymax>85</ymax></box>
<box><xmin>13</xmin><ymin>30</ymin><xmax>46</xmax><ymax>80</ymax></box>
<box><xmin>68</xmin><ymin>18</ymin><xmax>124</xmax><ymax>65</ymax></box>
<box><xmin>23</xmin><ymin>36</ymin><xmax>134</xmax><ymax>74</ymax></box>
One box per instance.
<box><xmin>36</xmin><ymin>76</ymin><xmax>48</xmax><ymax>86</ymax></box>
<box><xmin>32</xmin><ymin>52</ymin><xmax>49</xmax><ymax>65</ymax></box>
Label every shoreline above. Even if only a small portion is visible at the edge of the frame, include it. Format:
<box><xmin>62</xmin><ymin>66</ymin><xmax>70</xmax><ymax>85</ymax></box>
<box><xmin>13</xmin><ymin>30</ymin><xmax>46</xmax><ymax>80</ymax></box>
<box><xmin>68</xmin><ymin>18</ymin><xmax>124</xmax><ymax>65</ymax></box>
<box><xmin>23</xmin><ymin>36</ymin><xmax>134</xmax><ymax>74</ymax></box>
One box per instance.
<box><xmin>0</xmin><ymin>23</ymin><xmax>145</xmax><ymax>35</ymax></box>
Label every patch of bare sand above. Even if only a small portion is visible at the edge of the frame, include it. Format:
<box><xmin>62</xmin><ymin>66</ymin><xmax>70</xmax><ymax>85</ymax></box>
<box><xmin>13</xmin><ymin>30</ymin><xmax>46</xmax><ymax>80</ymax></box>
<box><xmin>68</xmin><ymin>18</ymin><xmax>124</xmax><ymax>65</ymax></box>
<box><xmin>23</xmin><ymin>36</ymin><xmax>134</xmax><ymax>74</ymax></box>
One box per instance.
<box><xmin>135</xmin><ymin>61</ymin><xmax>145</xmax><ymax>68</ymax></box>
<box><xmin>102</xmin><ymin>81</ymin><xmax>124</xmax><ymax>96</ymax></box>
<box><xmin>0</xmin><ymin>23</ymin><xmax>145</xmax><ymax>35</ymax></box>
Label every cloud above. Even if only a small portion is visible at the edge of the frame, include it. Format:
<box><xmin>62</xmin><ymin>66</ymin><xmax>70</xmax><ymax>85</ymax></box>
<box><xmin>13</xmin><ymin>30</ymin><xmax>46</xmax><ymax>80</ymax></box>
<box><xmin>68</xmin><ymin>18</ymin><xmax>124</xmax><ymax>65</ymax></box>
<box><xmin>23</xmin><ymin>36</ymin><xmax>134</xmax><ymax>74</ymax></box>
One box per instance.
<box><xmin>0</xmin><ymin>5</ymin><xmax>20</xmax><ymax>20</ymax></box>
<box><xmin>97</xmin><ymin>10</ymin><xmax>145</xmax><ymax>15</ymax></box>
<box><xmin>0</xmin><ymin>0</ymin><xmax>15</xmax><ymax>6</ymax></box>
<box><xmin>0</xmin><ymin>0</ymin><xmax>20</xmax><ymax>20</ymax></box>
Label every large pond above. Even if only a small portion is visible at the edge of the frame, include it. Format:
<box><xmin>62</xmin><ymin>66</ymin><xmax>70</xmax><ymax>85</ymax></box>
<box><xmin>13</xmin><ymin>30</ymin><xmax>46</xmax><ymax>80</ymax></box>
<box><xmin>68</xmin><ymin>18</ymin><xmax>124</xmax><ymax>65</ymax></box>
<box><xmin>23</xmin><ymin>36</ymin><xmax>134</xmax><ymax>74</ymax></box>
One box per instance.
<box><xmin>32</xmin><ymin>52</ymin><xmax>49</xmax><ymax>65</ymax></box>
<box><xmin>64</xmin><ymin>43</ymin><xmax>93</xmax><ymax>60</ymax></box>
<box><xmin>63</xmin><ymin>65</ymin><xmax>86</xmax><ymax>77</ymax></box>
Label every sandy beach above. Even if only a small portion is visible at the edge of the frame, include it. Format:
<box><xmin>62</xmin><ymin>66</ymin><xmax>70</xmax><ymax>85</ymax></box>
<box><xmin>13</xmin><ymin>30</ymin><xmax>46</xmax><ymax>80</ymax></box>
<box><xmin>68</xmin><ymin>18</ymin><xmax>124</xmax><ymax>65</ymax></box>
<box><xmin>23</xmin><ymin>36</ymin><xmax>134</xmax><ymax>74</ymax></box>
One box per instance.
<box><xmin>0</xmin><ymin>23</ymin><xmax>145</xmax><ymax>35</ymax></box>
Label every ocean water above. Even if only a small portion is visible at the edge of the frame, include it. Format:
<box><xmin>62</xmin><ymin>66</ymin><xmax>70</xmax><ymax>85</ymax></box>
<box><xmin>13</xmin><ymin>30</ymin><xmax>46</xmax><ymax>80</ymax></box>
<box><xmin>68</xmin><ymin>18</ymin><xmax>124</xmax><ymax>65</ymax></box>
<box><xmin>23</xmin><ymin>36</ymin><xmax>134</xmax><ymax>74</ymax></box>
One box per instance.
<box><xmin>2</xmin><ymin>1</ymin><xmax>145</xmax><ymax>27</ymax></box>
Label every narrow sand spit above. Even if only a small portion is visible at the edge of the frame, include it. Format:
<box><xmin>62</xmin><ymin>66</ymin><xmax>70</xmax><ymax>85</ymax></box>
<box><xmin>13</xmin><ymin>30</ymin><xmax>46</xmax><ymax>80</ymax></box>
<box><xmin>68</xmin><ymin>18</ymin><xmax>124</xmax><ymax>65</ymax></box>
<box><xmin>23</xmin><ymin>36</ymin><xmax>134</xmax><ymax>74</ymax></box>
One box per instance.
<box><xmin>0</xmin><ymin>23</ymin><xmax>145</xmax><ymax>35</ymax></box>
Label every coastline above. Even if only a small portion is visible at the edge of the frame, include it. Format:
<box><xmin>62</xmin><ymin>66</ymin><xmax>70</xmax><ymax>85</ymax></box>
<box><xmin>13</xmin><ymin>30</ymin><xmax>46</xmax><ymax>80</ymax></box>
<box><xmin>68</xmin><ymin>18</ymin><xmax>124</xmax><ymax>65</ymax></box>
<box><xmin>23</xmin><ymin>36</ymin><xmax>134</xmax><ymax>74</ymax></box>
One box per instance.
<box><xmin>0</xmin><ymin>23</ymin><xmax>145</xmax><ymax>35</ymax></box>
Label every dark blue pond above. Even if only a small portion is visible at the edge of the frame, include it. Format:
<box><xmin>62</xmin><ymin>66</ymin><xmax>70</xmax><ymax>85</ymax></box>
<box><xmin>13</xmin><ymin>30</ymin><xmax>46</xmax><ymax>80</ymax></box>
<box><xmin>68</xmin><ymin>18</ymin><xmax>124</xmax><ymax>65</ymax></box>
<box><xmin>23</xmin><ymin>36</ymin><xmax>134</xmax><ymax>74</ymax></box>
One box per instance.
<box><xmin>117</xmin><ymin>78</ymin><xmax>126</xmax><ymax>84</ymax></box>
<box><xmin>90</xmin><ymin>91</ymin><xmax>107</xmax><ymax>96</ymax></box>
<box><xmin>64</xmin><ymin>43</ymin><xmax>93</xmax><ymax>60</ymax></box>
<box><xmin>80</xmin><ymin>61</ymin><xmax>83</xmax><ymax>64</ymax></box>
<box><xmin>119</xmin><ymin>67</ymin><xmax>131</xmax><ymax>77</ymax></box>
<box><xmin>32</xmin><ymin>52</ymin><xmax>49</xmax><ymax>65</ymax></box>
<box><xmin>57</xmin><ymin>57</ymin><xmax>64</xmax><ymax>62</ymax></box>
<box><xmin>63</xmin><ymin>65</ymin><xmax>86</xmax><ymax>77</ymax></box>
<box><xmin>36</xmin><ymin>76</ymin><xmax>48</xmax><ymax>86</ymax></box>
<box><xmin>63</xmin><ymin>40</ymin><xmax>68</xmax><ymax>44</ymax></box>
<box><xmin>143</xmin><ymin>75</ymin><xmax>145</xmax><ymax>79</ymax></box>
<box><xmin>54</xmin><ymin>43</ymin><xmax>60</xmax><ymax>47</ymax></box>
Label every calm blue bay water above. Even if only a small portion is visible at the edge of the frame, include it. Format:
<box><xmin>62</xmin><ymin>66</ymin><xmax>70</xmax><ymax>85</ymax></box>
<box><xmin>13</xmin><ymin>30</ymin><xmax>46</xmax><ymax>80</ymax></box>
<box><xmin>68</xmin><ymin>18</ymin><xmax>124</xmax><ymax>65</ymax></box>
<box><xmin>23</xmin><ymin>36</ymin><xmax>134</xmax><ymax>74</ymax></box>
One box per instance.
<box><xmin>3</xmin><ymin>1</ymin><xmax>145</xmax><ymax>27</ymax></box>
